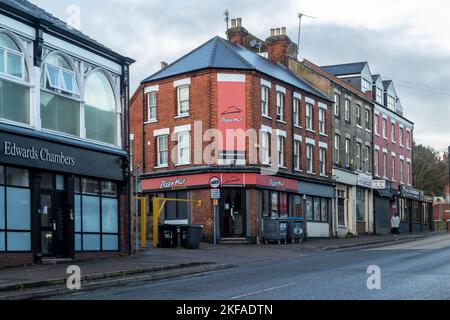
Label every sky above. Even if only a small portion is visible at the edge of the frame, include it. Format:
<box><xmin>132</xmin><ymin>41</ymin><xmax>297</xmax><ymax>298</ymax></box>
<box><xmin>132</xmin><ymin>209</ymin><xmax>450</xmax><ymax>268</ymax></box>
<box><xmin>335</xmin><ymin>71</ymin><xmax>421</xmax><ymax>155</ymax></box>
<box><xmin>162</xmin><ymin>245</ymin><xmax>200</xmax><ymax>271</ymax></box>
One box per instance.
<box><xmin>29</xmin><ymin>0</ymin><xmax>450</xmax><ymax>152</ymax></box>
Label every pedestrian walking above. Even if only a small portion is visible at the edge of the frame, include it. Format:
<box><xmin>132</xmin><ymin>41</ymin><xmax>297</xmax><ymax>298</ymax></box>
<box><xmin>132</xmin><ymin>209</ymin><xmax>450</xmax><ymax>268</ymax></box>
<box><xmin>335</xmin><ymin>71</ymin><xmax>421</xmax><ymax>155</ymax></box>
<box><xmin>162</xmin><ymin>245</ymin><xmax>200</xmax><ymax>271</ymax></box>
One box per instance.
<box><xmin>391</xmin><ymin>214</ymin><xmax>401</xmax><ymax>235</ymax></box>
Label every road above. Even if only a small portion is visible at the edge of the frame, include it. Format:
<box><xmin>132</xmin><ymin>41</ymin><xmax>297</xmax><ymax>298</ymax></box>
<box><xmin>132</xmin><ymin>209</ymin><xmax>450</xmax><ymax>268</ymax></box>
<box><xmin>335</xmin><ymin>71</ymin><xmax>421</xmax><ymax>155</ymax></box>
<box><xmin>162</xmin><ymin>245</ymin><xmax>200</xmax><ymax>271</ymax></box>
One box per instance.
<box><xmin>56</xmin><ymin>234</ymin><xmax>450</xmax><ymax>300</ymax></box>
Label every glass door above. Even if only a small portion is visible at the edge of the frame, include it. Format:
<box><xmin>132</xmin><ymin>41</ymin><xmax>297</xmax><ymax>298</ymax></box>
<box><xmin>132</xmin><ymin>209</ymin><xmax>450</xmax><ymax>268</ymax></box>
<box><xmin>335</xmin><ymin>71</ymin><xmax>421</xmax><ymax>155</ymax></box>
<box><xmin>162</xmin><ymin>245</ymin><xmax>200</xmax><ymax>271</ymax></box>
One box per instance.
<box><xmin>221</xmin><ymin>189</ymin><xmax>245</xmax><ymax>237</ymax></box>
<box><xmin>40</xmin><ymin>191</ymin><xmax>55</xmax><ymax>257</ymax></box>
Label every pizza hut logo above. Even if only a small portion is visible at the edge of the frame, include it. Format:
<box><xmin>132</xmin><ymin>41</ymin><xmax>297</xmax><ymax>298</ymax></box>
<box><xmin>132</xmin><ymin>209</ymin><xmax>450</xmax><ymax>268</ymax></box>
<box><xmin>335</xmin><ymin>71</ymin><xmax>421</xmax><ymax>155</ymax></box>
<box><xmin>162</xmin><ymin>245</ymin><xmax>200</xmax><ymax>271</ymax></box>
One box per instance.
<box><xmin>224</xmin><ymin>176</ymin><xmax>241</xmax><ymax>184</ymax></box>
<box><xmin>269</xmin><ymin>179</ymin><xmax>286</xmax><ymax>188</ymax></box>
<box><xmin>221</xmin><ymin>106</ymin><xmax>243</xmax><ymax>123</ymax></box>
<box><xmin>160</xmin><ymin>178</ymin><xmax>186</xmax><ymax>189</ymax></box>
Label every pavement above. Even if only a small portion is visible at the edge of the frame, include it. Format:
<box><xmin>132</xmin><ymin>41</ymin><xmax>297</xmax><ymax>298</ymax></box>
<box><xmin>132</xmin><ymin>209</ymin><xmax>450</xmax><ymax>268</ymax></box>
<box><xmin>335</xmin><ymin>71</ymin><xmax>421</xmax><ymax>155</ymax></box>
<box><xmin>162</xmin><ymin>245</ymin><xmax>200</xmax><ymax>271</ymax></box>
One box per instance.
<box><xmin>56</xmin><ymin>233</ymin><xmax>450</xmax><ymax>300</ymax></box>
<box><xmin>0</xmin><ymin>231</ymin><xmax>443</xmax><ymax>300</ymax></box>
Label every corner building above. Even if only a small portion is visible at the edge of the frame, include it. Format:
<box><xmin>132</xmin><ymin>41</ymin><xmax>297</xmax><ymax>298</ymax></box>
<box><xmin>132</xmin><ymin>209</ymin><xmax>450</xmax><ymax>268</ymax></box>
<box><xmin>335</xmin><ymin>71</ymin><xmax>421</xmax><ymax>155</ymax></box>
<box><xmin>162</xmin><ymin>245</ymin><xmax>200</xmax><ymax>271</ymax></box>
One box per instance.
<box><xmin>0</xmin><ymin>0</ymin><xmax>134</xmax><ymax>267</ymax></box>
<box><xmin>130</xmin><ymin>26</ymin><xmax>335</xmax><ymax>243</ymax></box>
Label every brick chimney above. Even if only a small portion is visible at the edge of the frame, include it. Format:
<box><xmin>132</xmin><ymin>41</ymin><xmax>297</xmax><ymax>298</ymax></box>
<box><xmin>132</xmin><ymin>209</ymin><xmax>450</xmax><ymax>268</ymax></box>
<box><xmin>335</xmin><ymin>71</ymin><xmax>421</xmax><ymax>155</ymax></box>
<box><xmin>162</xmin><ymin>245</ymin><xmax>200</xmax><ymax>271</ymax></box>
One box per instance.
<box><xmin>265</xmin><ymin>27</ymin><xmax>298</xmax><ymax>67</ymax></box>
<box><xmin>227</xmin><ymin>18</ymin><xmax>249</xmax><ymax>46</ymax></box>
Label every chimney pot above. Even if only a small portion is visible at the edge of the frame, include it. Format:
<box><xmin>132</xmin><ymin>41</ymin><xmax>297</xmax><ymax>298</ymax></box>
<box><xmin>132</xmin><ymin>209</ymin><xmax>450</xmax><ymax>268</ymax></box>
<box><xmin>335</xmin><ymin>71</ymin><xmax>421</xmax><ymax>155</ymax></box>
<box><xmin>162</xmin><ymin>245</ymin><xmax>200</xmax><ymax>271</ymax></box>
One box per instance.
<box><xmin>276</xmin><ymin>28</ymin><xmax>281</xmax><ymax>36</ymax></box>
<box><xmin>231</xmin><ymin>19</ymin><xmax>237</xmax><ymax>28</ymax></box>
<box><xmin>270</xmin><ymin>28</ymin><xmax>276</xmax><ymax>36</ymax></box>
<box><xmin>281</xmin><ymin>27</ymin><xmax>286</xmax><ymax>35</ymax></box>
<box><xmin>237</xmin><ymin>18</ymin><xmax>242</xmax><ymax>27</ymax></box>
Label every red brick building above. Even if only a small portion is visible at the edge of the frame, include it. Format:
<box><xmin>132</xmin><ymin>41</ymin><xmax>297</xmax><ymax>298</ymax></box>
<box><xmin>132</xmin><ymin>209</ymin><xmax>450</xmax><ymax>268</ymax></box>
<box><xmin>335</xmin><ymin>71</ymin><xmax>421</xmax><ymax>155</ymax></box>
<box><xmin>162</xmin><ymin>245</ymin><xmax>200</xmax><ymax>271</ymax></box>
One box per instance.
<box><xmin>130</xmin><ymin>25</ymin><xmax>335</xmax><ymax>242</ymax></box>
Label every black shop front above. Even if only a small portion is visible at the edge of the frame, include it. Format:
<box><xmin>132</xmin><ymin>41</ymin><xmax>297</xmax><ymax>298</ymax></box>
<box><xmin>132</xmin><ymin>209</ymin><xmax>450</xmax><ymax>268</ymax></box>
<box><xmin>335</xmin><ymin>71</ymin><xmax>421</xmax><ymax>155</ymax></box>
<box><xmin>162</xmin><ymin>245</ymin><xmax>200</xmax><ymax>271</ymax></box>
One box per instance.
<box><xmin>0</xmin><ymin>128</ymin><xmax>128</xmax><ymax>266</ymax></box>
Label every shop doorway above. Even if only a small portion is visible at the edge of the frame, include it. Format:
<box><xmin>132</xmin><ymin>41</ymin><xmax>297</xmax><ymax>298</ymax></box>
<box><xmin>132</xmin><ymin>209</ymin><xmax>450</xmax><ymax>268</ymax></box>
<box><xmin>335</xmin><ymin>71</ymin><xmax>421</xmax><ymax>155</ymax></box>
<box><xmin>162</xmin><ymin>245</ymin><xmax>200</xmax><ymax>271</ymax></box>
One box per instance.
<box><xmin>221</xmin><ymin>189</ymin><xmax>246</xmax><ymax>238</ymax></box>
<box><xmin>39</xmin><ymin>173</ymin><xmax>71</xmax><ymax>258</ymax></box>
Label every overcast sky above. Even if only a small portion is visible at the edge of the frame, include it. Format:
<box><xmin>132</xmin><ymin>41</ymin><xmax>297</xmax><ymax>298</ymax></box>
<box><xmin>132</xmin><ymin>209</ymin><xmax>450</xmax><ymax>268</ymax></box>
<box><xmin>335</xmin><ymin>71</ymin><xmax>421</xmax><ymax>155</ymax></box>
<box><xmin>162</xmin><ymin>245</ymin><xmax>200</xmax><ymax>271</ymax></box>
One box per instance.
<box><xmin>30</xmin><ymin>0</ymin><xmax>450</xmax><ymax>152</ymax></box>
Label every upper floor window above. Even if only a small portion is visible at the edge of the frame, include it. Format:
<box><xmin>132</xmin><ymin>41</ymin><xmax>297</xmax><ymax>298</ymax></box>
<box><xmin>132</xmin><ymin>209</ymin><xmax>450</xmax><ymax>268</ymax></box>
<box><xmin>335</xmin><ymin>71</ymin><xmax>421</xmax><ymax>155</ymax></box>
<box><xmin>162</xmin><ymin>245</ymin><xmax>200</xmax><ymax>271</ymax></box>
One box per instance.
<box><xmin>399</xmin><ymin>128</ymin><xmax>404</xmax><ymax>147</ymax></box>
<box><xmin>277</xmin><ymin>135</ymin><xmax>285</xmax><ymax>167</ymax></box>
<box><xmin>382</xmin><ymin>118</ymin><xmax>387</xmax><ymax>139</ymax></box>
<box><xmin>319</xmin><ymin>148</ymin><xmax>326</xmax><ymax>176</ymax></box>
<box><xmin>261</xmin><ymin>86</ymin><xmax>269</xmax><ymax>117</ymax></box>
<box><xmin>376</xmin><ymin>87</ymin><xmax>383</xmax><ymax>104</ymax></box>
<box><xmin>365</xmin><ymin>109</ymin><xmax>370</xmax><ymax>130</ymax></box>
<box><xmin>0</xmin><ymin>32</ymin><xmax>30</xmax><ymax>125</ymax></box>
<box><xmin>177</xmin><ymin>85</ymin><xmax>190</xmax><ymax>116</ymax></box>
<box><xmin>392</xmin><ymin>156</ymin><xmax>396</xmax><ymax>181</ymax></box>
<box><xmin>374</xmin><ymin>150</ymin><xmax>379</xmax><ymax>177</ymax></box>
<box><xmin>319</xmin><ymin>108</ymin><xmax>326</xmax><ymax>135</ymax></box>
<box><xmin>306</xmin><ymin>144</ymin><xmax>314</xmax><ymax>173</ymax></box>
<box><xmin>355</xmin><ymin>143</ymin><xmax>362</xmax><ymax>171</ymax></box>
<box><xmin>344</xmin><ymin>99</ymin><xmax>350</xmax><ymax>122</ymax></box>
<box><xmin>85</xmin><ymin>71</ymin><xmax>117</xmax><ymax>145</ymax></box>
<box><xmin>334</xmin><ymin>135</ymin><xmax>340</xmax><ymax>165</ymax></box>
<box><xmin>391</xmin><ymin>122</ymin><xmax>396</xmax><ymax>143</ymax></box>
<box><xmin>374</xmin><ymin>114</ymin><xmax>379</xmax><ymax>135</ymax></box>
<box><xmin>261</xmin><ymin>131</ymin><xmax>270</xmax><ymax>165</ymax></box>
<box><xmin>276</xmin><ymin>92</ymin><xmax>284</xmax><ymax>121</ymax></box>
<box><xmin>364</xmin><ymin>146</ymin><xmax>370</xmax><ymax>172</ymax></box>
<box><xmin>293</xmin><ymin>98</ymin><xmax>300</xmax><ymax>127</ymax></box>
<box><xmin>306</xmin><ymin>103</ymin><xmax>313</xmax><ymax>130</ymax></box>
<box><xmin>345</xmin><ymin>139</ymin><xmax>350</xmax><ymax>168</ymax></box>
<box><xmin>148</xmin><ymin>92</ymin><xmax>157</xmax><ymax>122</ymax></box>
<box><xmin>294</xmin><ymin>139</ymin><xmax>301</xmax><ymax>171</ymax></box>
<box><xmin>356</xmin><ymin>105</ymin><xmax>362</xmax><ymax>126</ymax></box>
<box><xmin>362</xmin><ymin>79</ymin><xmax>371</xmax><ymax>93</ymax></box>
<box><xmin>157</xmin><ymin>135</ymin><xmax>169</xmax><ymax>167</ymax></box>
<box><xmin>406</xmin><ymin>131</ymin><xmax>411</xmax><ymax>149</ymax></box>
<box><xmin>41</xmin><ymin>54</ymin><xmax>80</xmax><ymax>137</ymax></box>
<box><xmin>177</xmin><ymin>131</ymin><xmax>191</xmax><ymax>165</ymax></box>
<box><xmin>334</xmin><ymin>94</ymin><xmax>340</xmax><ymax>117</ymax></box>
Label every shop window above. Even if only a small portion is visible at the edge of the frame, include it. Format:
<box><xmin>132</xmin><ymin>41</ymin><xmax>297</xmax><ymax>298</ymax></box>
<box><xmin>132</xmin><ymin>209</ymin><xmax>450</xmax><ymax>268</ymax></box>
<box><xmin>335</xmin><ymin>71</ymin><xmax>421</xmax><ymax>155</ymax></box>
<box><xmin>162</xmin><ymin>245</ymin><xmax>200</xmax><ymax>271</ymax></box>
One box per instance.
<box><xmin>314</xmin><ymin>198</ymin><xmax>321</xmax><ymax>221</ymax></box>
<box><xmin>261</xmin><ymin>190</ymin><xmax>270</xmax><ymax>218</ymax></box>
<box><xmin>41</xmin><ymin>54</ymin><xmax>80</xmax><ymax>137</ymax></box>
<box><xmin>279</xmin><ymin>193</ymin><xmax>288</xmax><ymax>218</ymax></box>
<box><xmin>292</xmin><ymin>196</ymin><xmax>302</xmax><ymax>218</ymax></box>
<box><xmin>306</xmin><ymin>196</ymin><xmax>313</xmax><ymax>221</ymax></box>
<box><xmin>164</xmin><ymin>191</ymin><xmax>189</xmax><ymax>221</ymax></box>
<box><xmin>0</xmin><ymin>33</ymin><xmax>30</xmax><ymax>125</ymax></box>
<box><xmin>321</xmin><ymin>199</ymin><xmax>328</xmax><ymax>222</ymax></box>
<box><xmin>0</xmin><ymin>166</ymin><xmax>31</xmax><ymax>252</ymax></box>
<box><xmin>85</xmin><ymin>71</ymin><xmax>118</xmax><ymax>145</ymax></box>
<box><xmin>413</xmin><ymin>202</ymin><xmax>421</xmax><ymax>223</ymax></box>
<box><xmin>271</xmin><ymin>192</ymin><xmax>279</xmax><ymax>218</ymax></box>
<box><xmin>74</xmin><ymin>178</ymin><xmax>119</xmax><ymax>252</ymax></box>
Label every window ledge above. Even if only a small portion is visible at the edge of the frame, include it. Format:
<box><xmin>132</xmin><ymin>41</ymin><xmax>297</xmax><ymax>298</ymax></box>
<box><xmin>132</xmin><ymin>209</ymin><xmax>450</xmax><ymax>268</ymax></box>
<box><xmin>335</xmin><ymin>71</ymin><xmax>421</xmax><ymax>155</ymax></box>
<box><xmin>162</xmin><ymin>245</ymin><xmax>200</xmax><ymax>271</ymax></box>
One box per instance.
<box><xmin>154</xmin><ymin>165</ymin><xmax>169</xmax><ymax>169</ymax></box>
<box><xmin>357</xmin><ymin>125</ymin><xmax>363</xmax><ymax>129</ymax></box>
<box><xmin>306</xmin><ymin>129</ymin><xmax>316</xmax><ymax>134</ymax></box>
<box><xmin>262</xmin><ymin>115</ymin><xmax>272</xmax><ymax>120</ymax></box>
<box><xmin>175</xmin><ymin>163</ymin><xmax>191</xmax><ymax>167</ymax></box>
<box><xmin>294</xmin><ymin>125</ymin><xmax>302</xmax><ymax>129</ymax></box>
<box><xmin>277</xmin><ymin>120</ymin><xmax>287</xmax><ymax>124</ymax></box>
<box><xmin>319</xmin><ymin>133</ymin><xmax>328</xmax><ymax>137</ymax></box>
<box><xmin>175</xmin><ymin>114</ymin><xmax>190</xmax><ymax>119</ymax></box>
<box><xmin>278</xmin><ymin>166</ymin><xmax>288</xmax><ymax>170</ymax></box>
<box><xmin>320</xmin><ymin>174</ymin><xmax>329</xmax><ymax>178</ymax></box>
<box><xmin>294</xmin><ymin>169</ymin><xmax>303</xmax><ymax>173</ymax></box>
<box><xmin>145</xmin><ymin>120</ymin><xmax>158</xmax><ymax>125</ymax></box>
<box><xmin>307</xmin><ymin>171</ymin><xmax>316</xmax><ymax>175</ymax></box>
<box><xmin>366</xmin><ymin>129</ymin><xmax>372</xmax><ymax>133</ymax></box>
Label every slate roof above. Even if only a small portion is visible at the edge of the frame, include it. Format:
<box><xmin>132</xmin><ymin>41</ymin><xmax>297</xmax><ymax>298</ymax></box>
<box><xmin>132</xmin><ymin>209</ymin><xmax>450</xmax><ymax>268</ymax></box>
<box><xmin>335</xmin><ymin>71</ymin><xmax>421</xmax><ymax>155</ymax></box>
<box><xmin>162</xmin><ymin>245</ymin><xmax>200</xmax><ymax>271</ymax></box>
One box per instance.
<box><xmin>383</xmin><ymin>80</ymin><xmax>393</xmax><ymax>91</ymax></box>
<box><xmin>372</xmin><ymin>74</ymin><xmax>382</xmax><ymax>82</ymax></box>
<box><xmin>0</xmin><ymin>0</ymin><xmax>133</xmax><ymax>62</ymax></box>
<box><xmin>143</xmin><ymin>36</ymin><xmax>329</xmax><ymax>101</ymax></box>
<box><xmin>321</xmin><ymin>62</ymin><xmax>368</xmax><ymax>76</ymax></box>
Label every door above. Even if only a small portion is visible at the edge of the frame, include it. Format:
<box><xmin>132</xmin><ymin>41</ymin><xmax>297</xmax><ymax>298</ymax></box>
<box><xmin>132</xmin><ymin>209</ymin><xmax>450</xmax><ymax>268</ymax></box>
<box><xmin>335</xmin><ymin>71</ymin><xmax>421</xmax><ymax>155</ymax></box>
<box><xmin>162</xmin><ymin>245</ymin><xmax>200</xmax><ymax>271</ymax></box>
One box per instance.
<box><xmin>39</xmin><ymin>173</ymin><xmax>69</xmax><ymax>258</ymax></box>
<box><xmin>221</xmin><ymin>189</ymin><xmax>246</xmax><ymax>237</ymax></box>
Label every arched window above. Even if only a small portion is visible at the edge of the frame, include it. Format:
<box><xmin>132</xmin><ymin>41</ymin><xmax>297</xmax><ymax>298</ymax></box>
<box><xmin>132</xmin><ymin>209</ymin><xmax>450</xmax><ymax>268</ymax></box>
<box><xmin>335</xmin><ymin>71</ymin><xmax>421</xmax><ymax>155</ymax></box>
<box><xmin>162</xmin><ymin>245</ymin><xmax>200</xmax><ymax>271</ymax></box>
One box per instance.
<box><xmin>85</xmin><ymin>71</ymin><xmax>117</xmax><ymax>145</ymax></box>
<box><xmin>40</xmin><ymin>53</ymin><xmax>80</xmax><ymax>136</ymax></box>
<box><xmin>0</xmin><ymin>32</ymin><xmax>30</xmax><ymax>124</ymax></box>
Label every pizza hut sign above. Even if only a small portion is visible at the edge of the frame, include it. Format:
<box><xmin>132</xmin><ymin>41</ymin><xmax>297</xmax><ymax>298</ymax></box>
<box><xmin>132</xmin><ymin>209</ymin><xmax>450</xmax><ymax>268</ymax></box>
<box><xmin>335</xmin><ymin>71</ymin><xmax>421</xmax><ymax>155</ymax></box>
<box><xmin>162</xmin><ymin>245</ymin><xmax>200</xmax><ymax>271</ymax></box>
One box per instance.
<box><xmin>268</xmin><ymin>179</ymin><xmax>286</xmax><ymax>188</ymax></box>
<box><xmin>160</xmin><ymin>178</ymin><xmax>187</xmax><ymax>189</ymax></box>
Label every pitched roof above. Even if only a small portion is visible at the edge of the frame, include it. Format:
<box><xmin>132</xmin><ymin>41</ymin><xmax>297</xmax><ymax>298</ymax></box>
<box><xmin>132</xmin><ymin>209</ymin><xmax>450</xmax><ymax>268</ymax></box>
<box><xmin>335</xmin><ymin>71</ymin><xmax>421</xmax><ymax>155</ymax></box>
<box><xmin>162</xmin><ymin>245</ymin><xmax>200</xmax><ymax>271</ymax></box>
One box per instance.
<box><xmin>0</xmin><ymin>0</ymin><xmax>133</xmax><ymax>63</ymax></box>
<box><xmin>143</xmin><ymin>36</ymin><xmax>329</xmax><ymax>101</ymax></box>
<box><xmin>383</xmin><ymin>80</ymin><xmax>393</xmax><ymax>91</ymax></box>
<box><xmin>372</xmin><ymin>74</ymin><xmax>382</xmax><ymax>81</ymax></box>
<box><xmin>302</xmin><ymin>59</ymin><xmax>371</xmax><ymax>103</ymax></box>
<box><xmin>321</xmin><ymin>62</ymin><xmax>368</xmax><ymax>76</ymax></box>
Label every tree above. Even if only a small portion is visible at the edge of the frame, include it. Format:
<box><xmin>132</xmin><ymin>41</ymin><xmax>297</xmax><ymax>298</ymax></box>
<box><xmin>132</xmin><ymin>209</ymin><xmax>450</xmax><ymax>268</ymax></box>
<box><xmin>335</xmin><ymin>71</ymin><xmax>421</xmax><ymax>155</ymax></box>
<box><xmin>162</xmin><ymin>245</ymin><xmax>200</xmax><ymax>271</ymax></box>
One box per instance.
<box><xmin>413</xmin><ymin>144</ymin><xmax>448</xmax><ymax>196</ymax></box>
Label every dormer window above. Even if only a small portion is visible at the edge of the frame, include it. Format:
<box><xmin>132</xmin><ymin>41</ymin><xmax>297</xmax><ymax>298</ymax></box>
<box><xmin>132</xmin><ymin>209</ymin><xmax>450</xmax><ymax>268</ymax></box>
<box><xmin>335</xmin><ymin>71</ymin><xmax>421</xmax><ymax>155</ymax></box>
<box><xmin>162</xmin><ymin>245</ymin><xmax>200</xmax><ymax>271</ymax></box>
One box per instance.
<box><xmin>376</xmin><ymin>87</ymin><xmax>383</xmax><ymax>104</ymax></box>
<box><xmin>387</xmin><ymin>95</ymin><xmax>395</xmax><ymax>110</ymax></box>
<box><xmin>362</xmin><ymin>79</ymin><xmax>371</xmax><ymax>93</ymax></box>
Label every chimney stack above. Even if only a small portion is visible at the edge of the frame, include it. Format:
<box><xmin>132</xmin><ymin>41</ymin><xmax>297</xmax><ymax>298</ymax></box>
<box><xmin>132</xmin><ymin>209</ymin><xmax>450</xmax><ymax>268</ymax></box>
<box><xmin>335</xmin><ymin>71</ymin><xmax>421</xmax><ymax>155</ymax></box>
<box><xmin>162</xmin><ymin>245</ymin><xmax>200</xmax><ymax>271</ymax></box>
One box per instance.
<box><xmin>265</xmin><ymin>27</ymin><xmax>298</xmax><ymax>67</ymax></box>
<box><xmin>227</xmin><ymin>17</ymin><xmax>249</xmax><ymax>46</ymax></box>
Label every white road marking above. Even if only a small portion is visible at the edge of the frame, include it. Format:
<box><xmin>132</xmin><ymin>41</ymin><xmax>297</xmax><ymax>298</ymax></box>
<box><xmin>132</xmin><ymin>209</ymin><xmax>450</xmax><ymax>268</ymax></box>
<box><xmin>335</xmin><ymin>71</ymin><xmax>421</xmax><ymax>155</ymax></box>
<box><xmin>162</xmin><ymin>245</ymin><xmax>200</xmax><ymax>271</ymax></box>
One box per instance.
<box><xmin>231</xmin><ymin>282</ymin><xmax>296</xmax><ymax>299</ymax></box>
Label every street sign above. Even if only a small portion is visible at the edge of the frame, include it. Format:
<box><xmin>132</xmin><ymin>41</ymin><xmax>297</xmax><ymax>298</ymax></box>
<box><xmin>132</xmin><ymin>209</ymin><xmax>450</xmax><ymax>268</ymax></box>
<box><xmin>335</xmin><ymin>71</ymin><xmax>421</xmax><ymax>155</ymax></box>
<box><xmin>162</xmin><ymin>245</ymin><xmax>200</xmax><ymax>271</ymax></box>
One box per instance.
<box><xmin>211</xmin><ymin>189</ymin><xmax>221</xmax><ymax>200</ymax></box>
<box><xmin>372</xmin><ymin>180</ymin><xmax>386</xmax><ymax>190</ymax></box>
<box><xmin>209</xmin><ymin>176</ymin><xmax>221</xmax><ymax>189</ymax></box>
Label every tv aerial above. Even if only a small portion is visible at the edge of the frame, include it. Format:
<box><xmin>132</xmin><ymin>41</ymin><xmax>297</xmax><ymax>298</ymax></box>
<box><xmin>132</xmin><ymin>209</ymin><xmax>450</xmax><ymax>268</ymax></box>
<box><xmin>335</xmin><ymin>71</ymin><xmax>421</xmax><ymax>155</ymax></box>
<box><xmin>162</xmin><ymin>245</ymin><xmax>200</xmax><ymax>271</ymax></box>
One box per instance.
<box><xmin>297</xmin><ymin>12</ymin><xmax>316</xmax><ymax>47</ymax></box>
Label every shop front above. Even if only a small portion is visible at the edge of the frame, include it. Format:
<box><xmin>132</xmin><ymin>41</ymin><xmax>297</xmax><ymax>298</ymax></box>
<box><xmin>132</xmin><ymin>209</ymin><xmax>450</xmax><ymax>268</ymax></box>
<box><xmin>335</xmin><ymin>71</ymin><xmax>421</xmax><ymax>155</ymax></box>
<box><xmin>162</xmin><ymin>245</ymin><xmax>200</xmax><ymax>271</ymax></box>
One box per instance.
<box><xmin>297</xmin><ymin>181</ymin><xmax>334</xmax><ymax>238</ymax></box>
<box><xmin>398</xmin><ymin>186</ymin><xmax>431</xmax><ymax>233</ymax></box>
<box><xmin>332</xmin><ymin>169</ymin><xmax>358</xmax><ymax>237</ymax></box>
<box><xmin>140</xmin><ymin>171</ymin><xmax>302</xmax><ymax>243</ymax></box>
<box><xmin>373</xmin><ymin>180</ymin><xmax>396</xmax><ymax>235</ymax></box>
<box><xmin>355</xmin><ymin>174</ymin><xmax>374</xmax><ymax>235</ymax></box>
<box><xmin>0</xmin><ymin>129</ymin><xmax>127</xmax><ymax>267</ymax></box>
